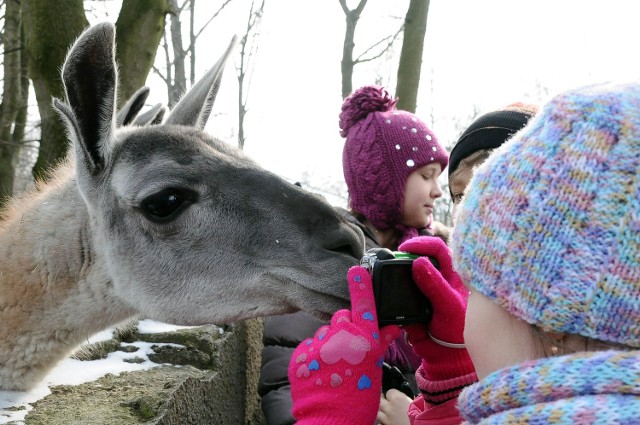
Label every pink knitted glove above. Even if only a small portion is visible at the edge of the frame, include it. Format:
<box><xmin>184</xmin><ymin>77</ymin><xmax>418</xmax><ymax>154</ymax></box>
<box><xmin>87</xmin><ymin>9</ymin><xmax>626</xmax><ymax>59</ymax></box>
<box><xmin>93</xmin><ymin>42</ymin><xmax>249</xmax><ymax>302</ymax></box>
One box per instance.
<box><xmin>288</xmin><ymin>266</ymin><xmax>401</xmax><ymax>425</ymax></box>
<box><xmin>398</xmin><ymin>236</ymin><xmax>477</xmax><ymax>404</ymax></box>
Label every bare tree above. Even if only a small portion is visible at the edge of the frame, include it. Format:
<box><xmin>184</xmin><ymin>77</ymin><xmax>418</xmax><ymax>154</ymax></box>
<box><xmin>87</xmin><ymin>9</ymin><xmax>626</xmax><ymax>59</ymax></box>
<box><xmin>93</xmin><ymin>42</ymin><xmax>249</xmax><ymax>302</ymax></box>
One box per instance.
<box><xmin>395</xmin><ymin>0</ymin><xmax>430</xmax><ymax>112</ymax></box>
<box><xmin>0</xmin><ymin>0</ymin><xmax>28</xmax><ymax>206</ymax></box>
<box><xmin>21</xmin><ymin>0</ymin><xmax>169</xmax><ymax>183</ymax></box>
<box><xmin>236</xmin><ymin>0</ymin><xmax>265</xmax><ymax>150</ymax></box>
<box><xmin>338</xmin><ymin>0</ymin><xmax>403</xmax><ymax>99</ymax></box>
<box><xmin>23</xmin><ymin>0</ymin><xmax>88</xmax><ymax>181</ymax></box>
<box><xmin>154</xmin><ymin>0</ymin><xmax>233</xmax><ymax>107</ymax></box>
<box><xmin>115</xmin><ymin>0</ymin><xmax>171</xmax><ymax>106</ymax></box>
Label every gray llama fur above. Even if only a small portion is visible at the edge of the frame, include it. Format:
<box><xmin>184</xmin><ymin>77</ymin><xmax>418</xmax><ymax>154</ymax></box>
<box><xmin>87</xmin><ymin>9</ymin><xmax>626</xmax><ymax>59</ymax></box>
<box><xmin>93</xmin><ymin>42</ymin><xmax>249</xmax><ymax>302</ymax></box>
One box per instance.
<box><xmin>0</xmin><ymin>23</ymin><xmax>363</xmax><ymax>391</ymax></box>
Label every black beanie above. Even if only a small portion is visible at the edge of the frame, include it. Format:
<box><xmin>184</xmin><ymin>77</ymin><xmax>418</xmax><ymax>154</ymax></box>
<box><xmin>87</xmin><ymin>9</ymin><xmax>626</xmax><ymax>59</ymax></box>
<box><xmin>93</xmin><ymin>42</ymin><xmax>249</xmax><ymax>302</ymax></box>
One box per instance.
<box><xmin>448</xmin><ymin>109</ymin><xmax>536</xmax><ymax>181</ymax></box>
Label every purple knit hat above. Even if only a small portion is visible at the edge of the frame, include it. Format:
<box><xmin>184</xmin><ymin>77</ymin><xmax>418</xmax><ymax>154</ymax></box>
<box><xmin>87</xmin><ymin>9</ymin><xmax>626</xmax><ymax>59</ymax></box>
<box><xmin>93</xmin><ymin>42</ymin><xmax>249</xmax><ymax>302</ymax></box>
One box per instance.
<box><xmin>340</xmin><ymin>85</ymin><xmax>448</xmax><ymax>230</ymax></box>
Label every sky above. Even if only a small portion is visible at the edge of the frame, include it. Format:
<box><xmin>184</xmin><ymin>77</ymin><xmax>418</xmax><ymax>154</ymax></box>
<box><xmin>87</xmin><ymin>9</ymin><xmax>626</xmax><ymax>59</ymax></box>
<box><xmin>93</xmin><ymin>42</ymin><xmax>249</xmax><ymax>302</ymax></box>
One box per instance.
<box><xmin>189</xmin><ymin>0</ymin><xmax>640</xmax><ymax>206</ymax></box>
<box><xmin>76</xmin><ymin>0</ymin><xmax>640</xmax><ymax>206</ymax></box>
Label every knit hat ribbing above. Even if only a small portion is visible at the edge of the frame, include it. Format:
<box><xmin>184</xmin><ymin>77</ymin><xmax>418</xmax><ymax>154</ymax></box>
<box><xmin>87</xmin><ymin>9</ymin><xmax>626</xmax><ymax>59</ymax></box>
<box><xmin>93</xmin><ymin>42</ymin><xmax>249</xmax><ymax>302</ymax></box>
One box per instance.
<box><xmin>340</xmin><ymin>86</ymin><xmax>448</xmax><ymax>230</ymax></box>
<box><xmin>450</xmin><ymin>81</ymin><xmax>640</xmax><ymax>347</ymax></box>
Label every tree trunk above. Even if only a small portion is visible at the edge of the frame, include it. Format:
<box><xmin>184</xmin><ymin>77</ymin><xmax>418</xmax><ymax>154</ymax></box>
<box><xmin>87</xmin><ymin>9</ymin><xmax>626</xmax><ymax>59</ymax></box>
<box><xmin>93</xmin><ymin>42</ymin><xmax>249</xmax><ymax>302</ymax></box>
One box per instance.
<box><xmin>23</xmin><ymin>0</ymin><xmax>88</xmax><ymax>181</ymax></box>
<box><xmin>339</xmin><ymin>0</ymin><xmax>367</xmax><ymax>99</ymax></box>
<box><xmin>166</xmin><ymin>0</ymin><xmax>187</xmax><ymax>107</ymax></box>
<box><xmin>395</xmin><ymin>0</ymin><xmax>430</xmax><ymax>113</ymax></box>
<box><xmin>115</xmin><ymin>0</ymin><xmax>170</xmax><ymax>107</ymax></box>
<box><xmin>189</xmin><ymin>0</ymin><xmax>196</xmax><ymax>86</ymax></box>
<box><xmin>341</xmin><ymin>15</ymin><xmax>356</xmax><ymax>100</ymax></box>
<box><xmin>237</xmin><ymin>0</ymin><xmax>266</xmax><ymax>151</ymax></box>
<box><xmin>12</xmin><ymin>22</ymin><xmax>30</xmax><ymax>192</ymax></box>
<box><xmin>0</xmin><ymin>0</ymin><xmax>26</xmax><ymax>205</ymax></box>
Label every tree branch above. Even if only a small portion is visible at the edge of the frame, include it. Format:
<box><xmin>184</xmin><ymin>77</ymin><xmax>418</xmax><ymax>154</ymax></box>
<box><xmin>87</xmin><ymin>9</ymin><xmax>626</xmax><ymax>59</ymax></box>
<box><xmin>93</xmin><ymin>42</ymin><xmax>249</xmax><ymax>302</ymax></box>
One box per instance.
<box><xmin>192</xmin><ymin>0</ymin><xmax>234</xmax><ymax>41</ymax></box>
<box><xmin>354</xmin><ymin>22</ymin><xmax>403</xmax><ymax>64</ymax></box>
<box><xmin>338</xmin><ymin>0</ymin><xmax>368</xmax><ymax>15</ymax></box>
<box><xmin>151</xmin><ymin>65</ymin><xmax>169</xmax><ymax>85</ymax></box>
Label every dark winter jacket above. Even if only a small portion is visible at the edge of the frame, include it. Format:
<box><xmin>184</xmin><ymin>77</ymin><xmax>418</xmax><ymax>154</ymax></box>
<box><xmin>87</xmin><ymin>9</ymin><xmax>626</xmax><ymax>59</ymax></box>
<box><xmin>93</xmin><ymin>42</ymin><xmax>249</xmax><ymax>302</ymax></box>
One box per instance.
<box><xmin>258</xmin><ymin>208</ymin><xmax>424</xmax><ymax>425</ymax></box>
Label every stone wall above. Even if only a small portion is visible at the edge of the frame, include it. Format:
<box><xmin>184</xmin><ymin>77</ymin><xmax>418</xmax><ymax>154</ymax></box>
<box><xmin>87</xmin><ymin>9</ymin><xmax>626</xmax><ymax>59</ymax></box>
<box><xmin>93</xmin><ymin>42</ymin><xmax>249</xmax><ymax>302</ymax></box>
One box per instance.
<box><xmin>21</xmin><ymin>319</ymin><xmax>267</xmax><ymax>425</ymax></box>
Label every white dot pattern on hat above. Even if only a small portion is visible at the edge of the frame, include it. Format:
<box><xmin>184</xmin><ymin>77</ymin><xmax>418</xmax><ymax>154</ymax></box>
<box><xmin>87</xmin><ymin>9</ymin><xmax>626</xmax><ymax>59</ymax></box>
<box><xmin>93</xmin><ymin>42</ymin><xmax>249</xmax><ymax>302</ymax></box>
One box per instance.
<box><xmin>376</xmin><ymin>115</ymin><xmax>444</xmax><ymax>171</ymax></box>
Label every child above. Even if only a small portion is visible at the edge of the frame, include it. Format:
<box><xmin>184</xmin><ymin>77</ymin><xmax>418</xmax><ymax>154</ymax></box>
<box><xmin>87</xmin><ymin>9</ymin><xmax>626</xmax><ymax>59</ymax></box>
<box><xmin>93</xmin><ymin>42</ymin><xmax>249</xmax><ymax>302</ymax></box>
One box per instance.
<box><xmin>451</xmin><ymin>81</ymin><xmax>640</xmax><ymax>422</ymax></box>
<box><xmin>287</xmin><ymin>81</ymin><xmax>640</xmax><ymax>424</ymax></box>
<box><xmin>379</xmin><ymin>102</ymin><xmax>539</xmax><ymax>424</ymax></box>
<box><xmin>447</xmin><ymin>103</ymin><xmax>539</xmax><ymax>212</ymax></box>
<box><xmin>259</xmin><ymin>85</ymin><xmax>448</xmax><ymax>424</ymax></box>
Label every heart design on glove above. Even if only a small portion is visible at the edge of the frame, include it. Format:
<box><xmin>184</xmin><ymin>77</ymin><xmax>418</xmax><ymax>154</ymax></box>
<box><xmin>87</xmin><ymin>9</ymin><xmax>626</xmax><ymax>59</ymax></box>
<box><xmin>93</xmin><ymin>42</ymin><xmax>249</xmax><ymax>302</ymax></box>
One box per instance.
<box><xmin>357</xmin><ymin>375</ymin><xmax>372</xmax><ymax>390</ymax></box>
<box><xmin>319</xmin><ymin>329</ymin><xmax>371</xmax><ymax>365</ymax></box>
<box><xmin>354</xmin><ymin>297</ymin><xmax>375</xmax><ymax>314</ymax></box>
<box><xmin>296</xmin><ymin>364</ymin><xmax>310</xmax><ymax>378</ymax></box>
<box><xmin>295</xmin><ymin>353</ymin><xmax>307</xmax><ymax>363</ymax></box>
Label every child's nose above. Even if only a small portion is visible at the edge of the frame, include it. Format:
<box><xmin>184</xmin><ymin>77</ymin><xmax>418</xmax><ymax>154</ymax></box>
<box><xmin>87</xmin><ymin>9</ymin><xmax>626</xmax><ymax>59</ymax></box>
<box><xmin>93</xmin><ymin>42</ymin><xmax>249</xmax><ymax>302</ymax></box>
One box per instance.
<box><xmin>432</xmin><ymin>182</ymin><xmax>443</xmax><ymax>199</ymax></box>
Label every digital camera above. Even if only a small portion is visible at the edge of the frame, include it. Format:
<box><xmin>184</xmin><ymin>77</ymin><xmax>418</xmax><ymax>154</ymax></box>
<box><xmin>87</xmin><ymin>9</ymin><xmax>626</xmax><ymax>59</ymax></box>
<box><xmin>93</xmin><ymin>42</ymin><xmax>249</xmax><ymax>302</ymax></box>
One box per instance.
<box><xmin>360</xmin><ymin>247</ymin><xmax>436</xmax><ymax>326</ymax></box>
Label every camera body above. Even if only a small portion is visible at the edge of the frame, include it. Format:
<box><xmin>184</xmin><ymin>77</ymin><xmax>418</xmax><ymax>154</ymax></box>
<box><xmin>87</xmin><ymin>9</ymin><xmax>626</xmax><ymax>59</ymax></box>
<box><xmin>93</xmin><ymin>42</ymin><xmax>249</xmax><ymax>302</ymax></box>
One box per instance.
<box><xmin>360</xmin><ymin>248</ymin><xmax>436</xmax><ymax>326</ymax></box>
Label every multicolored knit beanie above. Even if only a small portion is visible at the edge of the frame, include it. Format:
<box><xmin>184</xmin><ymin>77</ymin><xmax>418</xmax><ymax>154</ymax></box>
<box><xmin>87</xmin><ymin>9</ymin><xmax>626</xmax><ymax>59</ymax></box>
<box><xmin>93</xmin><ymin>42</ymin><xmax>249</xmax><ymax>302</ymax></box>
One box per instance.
<box><xmin>340</xmin><ymin>85</ymin><xmax>448</xmax><ymax>230</ymax></box>
<box><xmin>451</xmin><ymin>81</ymin><xmax>640</xmax><ymax>347</ymax></box>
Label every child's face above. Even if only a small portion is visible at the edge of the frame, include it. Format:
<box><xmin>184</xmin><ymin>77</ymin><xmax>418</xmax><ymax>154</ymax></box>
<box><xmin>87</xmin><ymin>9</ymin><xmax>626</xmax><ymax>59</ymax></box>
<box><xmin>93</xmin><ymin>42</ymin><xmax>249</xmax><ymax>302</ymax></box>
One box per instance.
<box><xmin>401</xmin><ymin>163</ymin><xmax>443</xmax><ymax>229</ymax></box>
<box><xmin>449</xmin><ymin>151</ymin><xmax>489</xmax><ymax>222</ymax></box>
<box><xmin>449</xmin><ymin>163</ymin><xmax>474</xmax><ymax>222</ymax></box>
<box><xmin>464</xmin><ymin>288</ymin><xmax>541</xmax><ymax>379</ymax></box>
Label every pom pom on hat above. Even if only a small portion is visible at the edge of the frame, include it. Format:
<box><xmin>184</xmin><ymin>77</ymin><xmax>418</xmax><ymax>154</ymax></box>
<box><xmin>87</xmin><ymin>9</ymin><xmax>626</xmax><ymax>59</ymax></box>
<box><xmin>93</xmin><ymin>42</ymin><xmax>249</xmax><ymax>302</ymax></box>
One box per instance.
<box><xmin>451</xmin><ymin>81</ymin><xmax>640</xmax><ymax>347</ymax></box>
<box><xmin>339</xmin><ymin>86</ymin><xmax>397</xmax><ymax>137</ymax></box>
<box><xmin>340</xmin><ymin>85</ymin><xmax>448</xmax><ymax>230</ymax></box>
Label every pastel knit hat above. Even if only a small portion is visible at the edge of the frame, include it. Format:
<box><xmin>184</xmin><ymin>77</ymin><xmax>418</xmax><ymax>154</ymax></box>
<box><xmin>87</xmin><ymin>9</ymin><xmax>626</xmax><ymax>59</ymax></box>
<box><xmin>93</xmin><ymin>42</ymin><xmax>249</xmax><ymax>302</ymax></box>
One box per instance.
<box><xmin>448</xmin><ymin>103</ymin><xmax>538</xmax><ymax>182</ymax></box>
<box><xmin>451</xmin><ymin>81</ymin><xmax>640</xmax><ymax>347</ymax></box>
<box><xmin>340</xmin><ymin>85</ymin><xmax>448</xmax><ymax>230</ymax></box>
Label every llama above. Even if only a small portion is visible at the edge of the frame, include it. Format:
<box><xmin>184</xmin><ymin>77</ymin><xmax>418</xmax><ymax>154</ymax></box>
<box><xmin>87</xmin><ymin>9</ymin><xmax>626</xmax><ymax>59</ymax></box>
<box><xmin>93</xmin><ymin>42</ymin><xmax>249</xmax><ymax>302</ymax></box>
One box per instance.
<box><xmin>0</xmin><ymin>23</ymin><xmax>364</xmax><ymax>391</ymax></box>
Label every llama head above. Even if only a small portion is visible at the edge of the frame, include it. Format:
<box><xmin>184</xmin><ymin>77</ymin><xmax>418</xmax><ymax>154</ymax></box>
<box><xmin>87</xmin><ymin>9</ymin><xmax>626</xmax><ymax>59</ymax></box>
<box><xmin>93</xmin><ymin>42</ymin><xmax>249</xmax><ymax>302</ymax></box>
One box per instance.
<box><xmin>52</xmin><ymin>23</ymin><xmax>364</xmax><ymax>324</ymax></box>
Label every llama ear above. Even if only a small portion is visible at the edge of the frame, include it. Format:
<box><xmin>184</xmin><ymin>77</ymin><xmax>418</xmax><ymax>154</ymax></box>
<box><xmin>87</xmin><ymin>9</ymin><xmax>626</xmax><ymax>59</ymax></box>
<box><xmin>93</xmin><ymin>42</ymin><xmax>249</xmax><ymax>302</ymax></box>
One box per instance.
<box><xmin>132</xmin><ymin>103</ymin><xmax>166</xmax><ymax>126</ymax></box>
<box><xmin>116</xmin><ymin>86</ymin><xmax>150</xmax><ymax>127</ymax></box>
<box><xmin>164</xmin><ymin>35</ymin><xmax>237</xmax><ymax>129</ymax></box>
<box><xmin>52</xmin><ymin>22</ymin><xmax>117</xmax><ymax>174</ymax></box>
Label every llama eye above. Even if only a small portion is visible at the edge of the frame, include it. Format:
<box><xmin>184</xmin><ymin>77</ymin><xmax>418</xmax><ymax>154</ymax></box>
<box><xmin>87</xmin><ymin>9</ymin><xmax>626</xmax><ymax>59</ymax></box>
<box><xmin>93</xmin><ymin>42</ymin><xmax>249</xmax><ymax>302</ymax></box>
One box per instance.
<box><xmin>140</xmin><ymin>188</ymin><xmax>196</xmax><ymax>223</ymax></box>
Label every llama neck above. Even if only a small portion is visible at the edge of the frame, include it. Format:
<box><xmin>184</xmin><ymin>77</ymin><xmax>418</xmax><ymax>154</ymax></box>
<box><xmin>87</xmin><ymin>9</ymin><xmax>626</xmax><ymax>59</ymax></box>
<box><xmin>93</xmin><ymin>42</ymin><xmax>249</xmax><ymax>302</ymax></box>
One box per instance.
<box><xmin>0</xmin><ymin>165</ymin><xmax>136</xmax><ymax>390</ymax></box>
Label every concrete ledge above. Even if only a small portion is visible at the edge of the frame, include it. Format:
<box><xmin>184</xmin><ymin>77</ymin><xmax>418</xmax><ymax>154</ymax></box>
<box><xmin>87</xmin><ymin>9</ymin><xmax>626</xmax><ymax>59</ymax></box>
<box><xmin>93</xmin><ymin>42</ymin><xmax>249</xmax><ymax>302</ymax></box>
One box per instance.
<box><xmin>21</xmin><ymin>319</ymin><xmax>266</xmax><ymax>425</ymax></box>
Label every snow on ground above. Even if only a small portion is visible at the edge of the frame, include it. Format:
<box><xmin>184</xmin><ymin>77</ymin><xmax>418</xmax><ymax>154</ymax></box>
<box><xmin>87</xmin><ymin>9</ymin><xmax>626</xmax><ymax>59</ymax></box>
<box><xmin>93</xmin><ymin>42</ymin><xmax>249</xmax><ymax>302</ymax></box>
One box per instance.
<box><xmin>0</xmin><ymin>320</ymin><xmax>200</xmax><ymax>424</ymax></box>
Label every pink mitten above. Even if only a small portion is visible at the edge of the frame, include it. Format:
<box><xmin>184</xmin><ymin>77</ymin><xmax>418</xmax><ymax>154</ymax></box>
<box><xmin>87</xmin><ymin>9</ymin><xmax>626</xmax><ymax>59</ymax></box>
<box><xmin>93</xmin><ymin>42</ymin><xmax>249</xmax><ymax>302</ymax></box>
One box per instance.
<box><xmin>398</xmin><ymin>236</ymin><xmax>477</xmax><ymax>404</ymax></box>
<box><xmin>288</xmin><ymin>266</ymin><xmax>401</xmax><ymax>425</ymax></box>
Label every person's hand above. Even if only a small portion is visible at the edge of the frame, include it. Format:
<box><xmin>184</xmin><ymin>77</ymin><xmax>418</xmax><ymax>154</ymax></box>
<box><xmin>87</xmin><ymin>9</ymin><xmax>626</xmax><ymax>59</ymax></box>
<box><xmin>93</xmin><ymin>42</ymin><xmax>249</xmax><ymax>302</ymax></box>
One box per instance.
<box><xmin>288</xmin><ymin>266</ymin><xmax>401</xmax><ymax>425</ymax></box>
<box><xmin>398</xmin><ymin>236</ymin><xmax>477</xmax><ymax>404</ymax></box>
<box><xmin>377</xmin><ymin>389</ymin><xmax>412</xmax><ymax>425</ymax></box>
